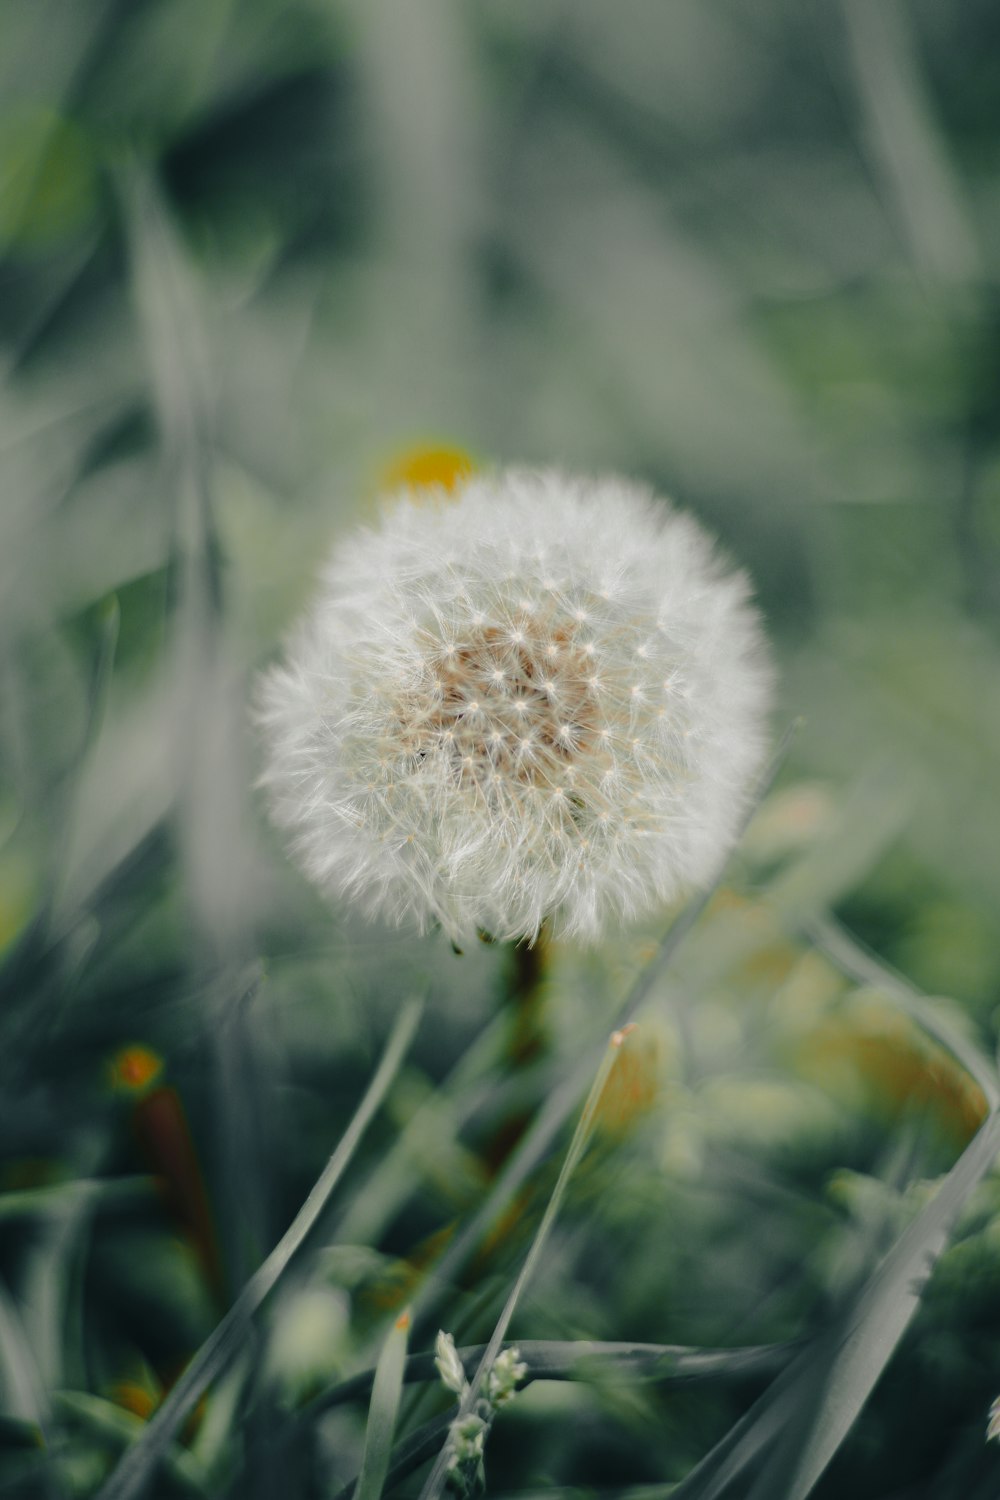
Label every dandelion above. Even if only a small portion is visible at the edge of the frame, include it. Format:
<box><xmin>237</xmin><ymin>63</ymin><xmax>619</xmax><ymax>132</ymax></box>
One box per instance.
<box><xmin>257</xmin><ymin>468</ymin><xmax>772</xmax><ymax>945</ymax></box>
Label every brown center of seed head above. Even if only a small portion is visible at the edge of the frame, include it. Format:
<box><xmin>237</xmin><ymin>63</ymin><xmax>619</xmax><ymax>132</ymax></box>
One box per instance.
<box><xmin>399</xmin><ymin>610</ymin><xmax>608</xmax><ymax>792</ymax></box>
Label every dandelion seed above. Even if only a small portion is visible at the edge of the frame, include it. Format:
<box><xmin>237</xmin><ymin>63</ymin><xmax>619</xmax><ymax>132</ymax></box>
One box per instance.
<box><xmin>257</xmin><ymin>468</ymin><xmax>773</xmax><ymax>944</ymax></box>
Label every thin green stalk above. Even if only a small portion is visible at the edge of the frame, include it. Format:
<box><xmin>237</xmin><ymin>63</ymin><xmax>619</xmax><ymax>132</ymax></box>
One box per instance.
<box><xmin>305</xmin><ymin>1337</ymin><xmax>790</xmax><ymax>1418</ymax></box>
<box><xmin>416</xmin><ymin>1025</ymin><xmax>636</xmax><ymax>1500</ymax></box>
<box><xmin>95</xmin><ymin>995</ymin><xmax>423</xmax><ymax>1500</ymax></box>
<box><xmin>506</xmin><ymin>925</ymin><xmax>550</xmax><ymax>1067</ymax></box>
<box><xmin>669</xmin><ymin>1103</ymin><xmax>1000</xmax><ymax>1500</ymax></box>
<box><xmin>356</xmin><ymin>1310</ymin><xmax>411</xmax><ymax>1500</ymax></box>
<box><xmin>334</xmin><ymin>1413</ymin><xmax>453</xmax><ymax>1500</ymax></box>
<box><xmin>332</xmin><ymin>1007</ymin><xmax>509</xmax><ymax>1248</ymax></box>
<box><xmin>0</xmin><ymin>1277</ymin><xmax>63</xmax><ymax>1500</ymax></box>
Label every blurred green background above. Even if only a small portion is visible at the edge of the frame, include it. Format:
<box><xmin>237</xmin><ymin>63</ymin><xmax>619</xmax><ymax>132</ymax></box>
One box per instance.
<box><xmin>2</xmin><ymin>2</ymin><xmax>1000</xmax><ymax>1497</ymax></box>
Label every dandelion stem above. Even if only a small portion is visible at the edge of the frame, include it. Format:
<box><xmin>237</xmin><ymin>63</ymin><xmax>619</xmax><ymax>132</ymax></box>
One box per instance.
<box><xmin>506</xmin><ymin>924</ymin><xmax>550</xmax><ymax>1065</ymax></box>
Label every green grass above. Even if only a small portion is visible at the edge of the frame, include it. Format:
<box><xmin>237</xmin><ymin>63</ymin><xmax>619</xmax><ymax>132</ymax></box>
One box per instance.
<box><xmin>2</xmin><ymin>2</ymin><xmax>1000</xmax><ymax>1497</ymax></box>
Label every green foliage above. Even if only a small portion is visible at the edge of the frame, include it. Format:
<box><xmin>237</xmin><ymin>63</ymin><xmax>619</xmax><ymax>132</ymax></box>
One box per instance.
<box><xmin>356</xmin><ymin>1309</ymin><xmax>410</xmax><ymax>1500</ymax></box>
<box><xmin>2</xmin><ymin>2</ymin><xmax>1000</xmax><ymax>1498</ymax></box>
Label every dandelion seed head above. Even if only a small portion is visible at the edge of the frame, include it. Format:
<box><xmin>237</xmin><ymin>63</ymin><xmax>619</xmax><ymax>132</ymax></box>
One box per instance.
<box><xmin>257</xmin><ymin>468</ymin><xmax>773</xmax><ymax>944</ymax></box>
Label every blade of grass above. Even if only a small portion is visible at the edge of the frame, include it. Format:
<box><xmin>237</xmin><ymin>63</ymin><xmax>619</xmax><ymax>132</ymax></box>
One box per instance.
<box><xmin>356</xmin><ymin>1310</ymin><xmax>411</xmax><ymax>1500</ymax></box>
<box><xmin>0</xmin><ymin>820</ymin><xmax>171</xmax><ymax>1019</ymax></box>
<box><xmin>670</xmin><ymin>1105</ymin><xmax>1000</xmax><ymax>1500</ymax></box>
<box><xmin>116</xmin><ymin>156</ymin><xmax>220</xmax><ymax>619</ymax></box>
<box><xmin>19</xmin><ymin>1181</ymin><xmax>93</xmax><ymax>1395</ymax></box>
<box><xmin>416</xmin><ymin>1024</ymin><xmax>638</xmax><ymax>1500</ymax></box>
<box><xmin>0</xmin><ymin>1276</ymin><xmax>63</xmax><ymax>1500</ymax></box>
<box><xmin>304</xmin><ymin>1337</ymin><xmax>792</xmax><ymax>1417</ymax></box>
<box><xmin>1</xmin><ymin>595</ymin><xmax>121</xmax><ymax>1053</ymax></box>
<box><xmin>748</xmin><ymin>1107</ymin><xmax>1000</xmax><ymax>1500</ymax></box>
<box><xmin>333</xmin><ymin>1414</ymin><xmax>453</xmax><ymax>1500</ymax></box>
<box><xmin>120</xmin><ymin>153</ymin><xmax>267</xmax><ymax>1287</ymax></box>
<box><xmin>0</xmin><ymin>1177</ymin><xmax>154</xmax><ymax>1221</ymax></box>
<box><xmin>840</xmin><ymin>0</ymin><xmax>981</xmax><ymax>286</ymax></box>
<box><xmin>486</xmin><ymin>1491</ymin><xmax>677</xmax><ymax>1500</ymax></box>
<box><xmin>45</xmin><ymin>592</ymin><xmax>122</xmax><ymax>925</ymax></box>
<box><xmin>187</xmin><ymin>1352</ymin><xmax>249</xmax><ymax>1475</ymax></box>
<box><xmin>52</xmin><ymin>1393</ymin><xmax>206</xmax><ymax>1495</ymax></box>
<box><xmin>94</xmin><ymin>995</ymin><xmax>423</xmax><ymax>1500</ymax></box>
<box><xmin>766</xmin><ymin>758</ymin><xmax>916</xmax><ymax>927</ymax></box>
<box><xmin>0</xmin><ymin>1276</ymin><xmax>50</xmax><ymax>1430</ymax></box>
<box><xmin>332</xmin><ymin>1009</ymin><xmax>509</xmax><ymax>1248</ymax></box>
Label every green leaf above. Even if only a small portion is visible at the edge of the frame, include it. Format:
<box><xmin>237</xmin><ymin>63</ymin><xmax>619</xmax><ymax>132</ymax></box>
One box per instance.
<box><xmin>417</xmin><ymin>1025</ymin><xmax>637</xmax><ymax>1500</ymax></box>
<box><xmin>0</xmin><ymin>1176</ymin><xmax>153</xmax><ymax>1222</ymax></box>
<box><xmin>672</xmin><ymin>1109</ymin><xmax>1000</xmax><ymax>1500</ymax></box>
<box><xmin>305</xmin><ymin>1338</ymin><xmax>791</xmax><ymax>1419</ymax></box>
<box><xmin>53</xmin><ymin>1392</ymin><xmax>207</xmax><ymax>1494</ymax></box>
<box><xmin>95</xmin><ymin>995</ymin><xmax>423</xmax><ymax>1500</ymax></box>
<box><xmin>355</xmin><ymin>1310</ymin><xmax>411</xmax><ymax>1500</ymax></box>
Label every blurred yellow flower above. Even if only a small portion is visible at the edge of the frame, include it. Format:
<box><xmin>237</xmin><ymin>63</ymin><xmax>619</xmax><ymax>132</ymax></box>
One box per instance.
<box><xmin>108</xmin><ymin>1044</ymin><xmax>164</xmax><ymax>1095</ymax></box>
<box><xmin>110</xmin><ymin>1381</ymin><xmax>158</xmax><ymax>1422</ymax></box>
<box><xmin>380</xmin><ymin>443</ymin><xmax>475</xmax><ymax>495</ymax></box>
<box><xmin>595</xmin><ymin>1027</ymin><xmax>664</xmax><ymax>1138</ymax></box>
<box><xmin>799</xmin><ymin>997</ymin><xmax>987</xmax><ymax>1144</ymax></box>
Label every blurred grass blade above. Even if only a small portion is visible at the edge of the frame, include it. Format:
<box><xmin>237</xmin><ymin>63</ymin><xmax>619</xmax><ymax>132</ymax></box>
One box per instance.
<box><xmin>117</xmin><ymin>155</ymin><xmax>217</xmax><ymax>587</ymax></box>
<box><xmin>841</xmin><ymin>0</ymin><xmax>981</xmax><ymax>284</ymax></box>
<box><xmin>120</xmin><ymin>152</ymin><xmax>264</xmax><ymax>1282</ymax></box>
<box><xmin>768</xmin><ymin>758</ymin><xmax>915</xmax><ymax>925</ymax></box>
<box><xmin>335</xmin><ymin>1414</ymin><xmax>453</xmax><ymax>1500</ymax></box>
<box><xmin>82</xmin><ymin>594</ymin><xmax>120</xmax><ymax>761</ymax></box>
<box><xmin>417</xmin><ymin>1025</ymin><xmax>636</xmax><ymax>1500</ymax></box>
<box><xmin>672</xmin><ymin>1107</ymin><xmax>1000</xmax><ymax>1500</ymax></box>
<box><xmin>53</xmin><ymin>1392</ymin><xmax>207</xmax><ymax>1495</ymax></box>
<box><xmin>748</xmin><ymin>1108</ymin><xmax>1000</xmax><ymax>1500</ymax></box>
<box><xmin>3</xmin><ymin>593</ymin><xmax>120</xmax><ymax>1001</ymax></box>
<box><xmin>0</xmin><ymin>1279</ymin><xmax>64</xmax><ymax>1500</ymax></box>
<box><xmin>619</xmin><ymin>718</ymin><xmax>801</xmax><ymax>1026</ymax></box>
<box><xmin>356</xmin><ymin>1310</ymin><xmax>411</xmax><ymax>1500</ymax></box>
<box><xmin>20</xmin><ymin>1187</ymin><xmax>91</xmax><ymax>1395</ymax></box>
<box><xmin>0</xmin><ymin>1276</ymin><xmax>49</xmax><ymax>1429</ymax></box>
<box><xmin>95</xmin><ymin>995</ymin><xmax>423</xmax><ymax>1500</ymax></box>
<box><xmin>188</xmin><ymin>1353</ymin><xmax>248</xmax><ymax>1474</ymax></box>
<box><xmin>308</xmin><ymin>1338</ymin><xmax>791</xmax><ymax>1418</ymax></box>
<box><xmin>0</xmin><ymin>1177</ymin><xmax>153</xmax><ymax>1221</ymax></box>
<box><xmin>334</xmin><ymin>1011</ymin><xmax>507</xmax><ymax>1248</ymax></box>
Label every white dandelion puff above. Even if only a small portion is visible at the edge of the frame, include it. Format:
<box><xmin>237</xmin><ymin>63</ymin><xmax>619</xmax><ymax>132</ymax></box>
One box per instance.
<box><xmin>256</xmin><ymin>468</ymin><xmax>774</xmax><ymax>944</ymax></box>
